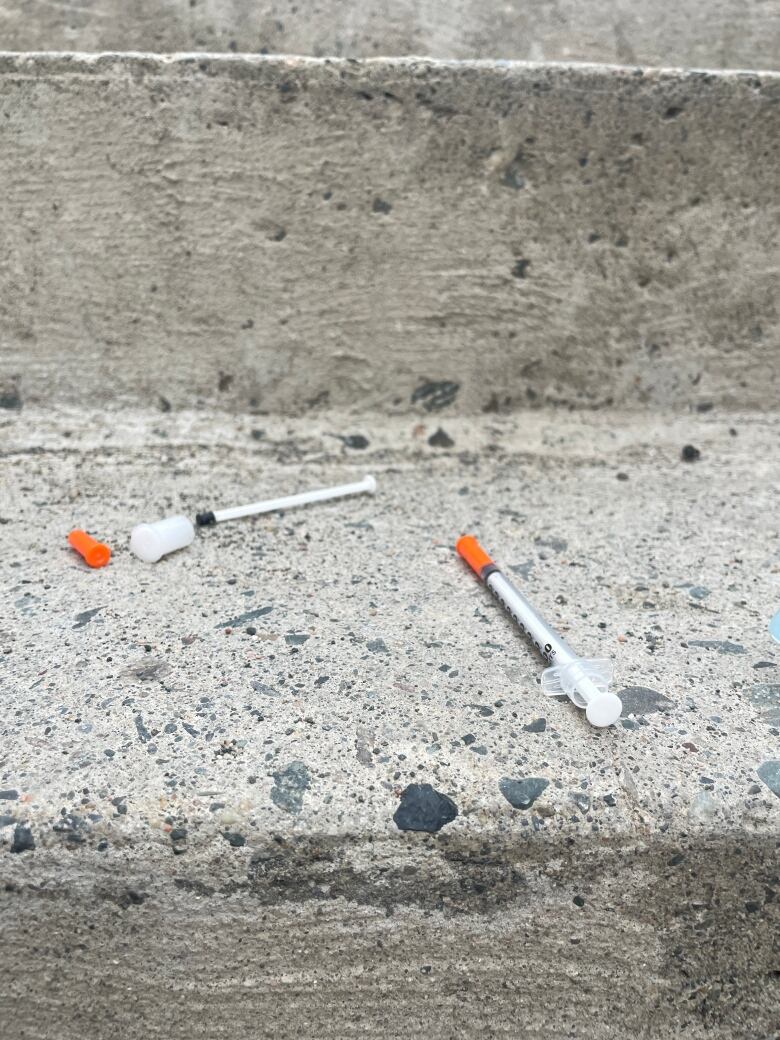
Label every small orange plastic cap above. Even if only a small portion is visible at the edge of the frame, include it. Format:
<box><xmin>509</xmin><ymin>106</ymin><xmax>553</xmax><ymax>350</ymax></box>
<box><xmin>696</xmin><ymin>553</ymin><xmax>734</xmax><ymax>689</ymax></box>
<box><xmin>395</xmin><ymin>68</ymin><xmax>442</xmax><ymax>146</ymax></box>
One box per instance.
<box><xmin>68</xmin><ymin>530</ymin><xmax>111</xmax><ymax>569</ymax></box>
<box><xmin>456</xmin><ymin>535</ymin><xmax>495</xmax><ymax>578</ymax></box>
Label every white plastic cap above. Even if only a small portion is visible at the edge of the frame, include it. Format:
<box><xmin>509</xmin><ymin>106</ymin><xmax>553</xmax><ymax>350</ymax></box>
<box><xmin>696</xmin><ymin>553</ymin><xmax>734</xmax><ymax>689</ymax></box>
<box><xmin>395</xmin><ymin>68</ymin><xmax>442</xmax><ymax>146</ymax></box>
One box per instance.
<box><xmin>585</xmin><ymin>692</ymin><xmax>623</xmax><ymax>728</ymax></box>
<box><xmin>364</xmin><ymin>474</ymin><xmax>377</xmax><ymax>494</ymax></box>
<box><xmin>130</xmin><ymin>515</ymin><xmax>195</xmax><ymax>563</ymax></box>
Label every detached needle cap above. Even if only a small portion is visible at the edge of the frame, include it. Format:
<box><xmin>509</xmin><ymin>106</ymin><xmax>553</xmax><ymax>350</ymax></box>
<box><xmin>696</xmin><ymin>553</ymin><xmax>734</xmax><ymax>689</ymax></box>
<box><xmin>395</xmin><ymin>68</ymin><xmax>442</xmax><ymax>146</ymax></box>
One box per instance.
<box><xmin>68</xmin><ymin>530</ymin><xmax>111</xmax><ymax>568</ymax></box>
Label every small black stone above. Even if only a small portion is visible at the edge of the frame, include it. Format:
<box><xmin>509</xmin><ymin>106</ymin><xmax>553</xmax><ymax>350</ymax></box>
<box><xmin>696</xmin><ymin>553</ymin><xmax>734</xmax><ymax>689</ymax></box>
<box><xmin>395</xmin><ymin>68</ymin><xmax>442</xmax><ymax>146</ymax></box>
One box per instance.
<box><xmin>0</xmin><ymin>790</ymin><xmax>19</xmax><ymax>801</ymax></box>
<box><xmin>10</xmin><ymin>824</ymin><xmax>34</xmax><ymax>854</ymax></box>
<box><xmin>0</xmin><ymin>387</ymin><xmax>22</xmax><ymax>410</ymax></box>
<box><xmin>270</xmin><ymin>761</ymin><xmax>311</xmax><ymax>814</ymax></box>
<box><xmin>681</xmin><ymin>444</ymin><xmax>701</xmax><ymax>462</ymax></box>
<box><xmin>499</xmin><ymin>777</ymin><xmax>549</xmax><ymax>810</ymax></box>
<box><xmin>245</xmin><ymin>626</ymin><xmax>257</xmax><ymax>635</ymax></box>
<box><xmin>523</xmin><ymin>718</ymin><xmax>547</xmax><ymax>733</ymax></box>
<box><xmin>570</xmin><ymin>792</ymin><xmax>591</xmax><ymax>813</ymax></box>
<box><xmin>342</xmin><ymin>434</ymin><xmax>369</xmax><ymax>450</ymax></box>
<box><xmin>222</xmin><ymin>831</ymin><xmax>246</xmax><ymax>848</ymax></box>
<box><xmin>573</xmin><ymin>895</ymin><xmax>585</xmax><ymax>907</ymax></box>
<box><xmin>428</xmin><ymin>427</ymin><xmax>454</xmax><ymax>448</ymax></box>
<box><xmin>757</xmin><ymin>760</ymin><xmax>780</xmax><ymax>799</ymax></box>
<box><xmin>618</xmin><ymin>686</ymin><xmax>674</xmax><ymax>715</ymax></box>
<box><xmin>411</xmin><ymin>381</ymin><xmax>460</xmax><ymax>412</ymax></box>
<box><xmin>285</xmin><ymin>632</ymin><xmax>309</xmax><ymax>646</ymax></box>
<box><xmin>393</xmin><ymin>783</ymin><xmax>458</xmax><ymax>833</ymax></box>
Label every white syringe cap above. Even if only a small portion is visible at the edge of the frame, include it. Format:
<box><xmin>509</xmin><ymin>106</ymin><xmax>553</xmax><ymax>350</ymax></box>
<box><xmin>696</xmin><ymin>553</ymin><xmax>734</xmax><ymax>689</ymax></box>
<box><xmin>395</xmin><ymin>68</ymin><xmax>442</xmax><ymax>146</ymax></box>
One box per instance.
<box><xmin>584</xmin><ymin>692</ymin><xmax>623</xmax><ymax>728</ymax></box>
<box><xmin>130</xmin><ymin>515</ymin><xmax>195</xmax><ymax>563</ymax></box>
<box><xmin>541</xmin><ymin>658</ymin><xmax>622</xmax><ymax>728</ymax></box>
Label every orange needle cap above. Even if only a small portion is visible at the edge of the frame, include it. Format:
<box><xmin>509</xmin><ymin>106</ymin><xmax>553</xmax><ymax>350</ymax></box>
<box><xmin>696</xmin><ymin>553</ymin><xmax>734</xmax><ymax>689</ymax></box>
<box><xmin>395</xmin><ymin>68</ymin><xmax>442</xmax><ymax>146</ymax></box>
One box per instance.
<box><xmin>456</xmin><ymin>534</ymin><xmax>495</xmax><ymax>578</ymax></box>
<box><xmin>68</xmin><ymin>530</ymin><xmax>111</xmax><ymax>568</ymax></box>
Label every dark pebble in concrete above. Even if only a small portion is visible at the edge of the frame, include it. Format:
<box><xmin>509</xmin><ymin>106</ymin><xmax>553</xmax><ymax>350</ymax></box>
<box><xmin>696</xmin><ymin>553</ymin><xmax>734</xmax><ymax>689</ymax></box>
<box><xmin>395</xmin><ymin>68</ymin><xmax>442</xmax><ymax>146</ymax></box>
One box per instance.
<box><xmin>341</xmin><ymin>434</ymin><xmax>369</xmax><ymax>449</ymax></box>
<box><xmin>757</xmin><ymin>761</ymin><xmax>780</xmax><ymax>798</ymax></box>
<box><xmin>216</xmin><ymin>606</ymin><xmax>273</xmax><ymax>629</ymax></box>
<box><xmin>222</xmin><ymin>831</ymin><xmax>246</xmax><ymax>847</ymax></box>
<box><xmin>570</xmin><ymin>792</ymin><xmax>591</xmax><ymax>813</ymax></box>
<box><xmin>134</xmin><ymin>715</ymin><xmax>151</xmax><ymax>742</ymax></box>
<box><xmin>285</xmin><ymin>632</ymin><xmax>309</xmax><ymax>645</ymax></box>
<box><xmin>747</xmin><ymin>684</ymin><xmax>780</xmax><ymax>726</ymax></box>
<box><xmin>523</xmin><ymin>718</ymin><xmax>547</xmax><ymax>732</ymax></box>
<box><xmin>499</xmin><ymin>777</ymin><xmax>549</xmax><ymax>810</ymax></box>
<box><xmin>0</xmin><ymin>790</ymin><xmax>19</xmax><ymax>800</ymax></box>
<box><xmin>428</xmin><ymin>427</ymin><xmax>454</xmax><ymax>448</ymax></box>
<box><xmin>10</xmin><ymin>824</ymin><xmax>34</xmax><ymax>853</ymax></box>
<box><xmin>73</xmin><ymin>607</ymin><xmax>104</xmax><ymax>629</ymax></box>
<box><xmin>681</xmin><ymin>444</ymin><xmax>701</xmax><ymax>461</ymax></box>
<box><xmin>270</xmin><ymin>761</ymin><xmax>311</xmax><ymax>814</ymax></box>
<box><xmin>688</xmin><ymin>586</ymin><xmax>711</xmax><ymax>600</ymax></box>
<box><xmin>688</xmin><ymin>640</ymin><xmax>745</xmax><ymax>655</ymax></box>
<box><xmin>366</xmin><ymin>638</ymin><xmax>388</xmax><ymax>654</ymax></box>
<box><xmin>618</xmin><ymin>686</ymin><xmax>674</xmax><ymax>715</ymax></box>
<box><xmin>0</xmin><ymin>387</ymin><xmax>22</xmax><ymax>410</ymax></box>
<box><xmin>252</xmin><ymin>680</ymin><xmax>280</xmax><ymax>697</ymax></box>
<box><xmin>393</xmin><ymin>783</ymin><xmax>458</xmax><ymax>833</ymax></box>
<box><xmin>411</xmin><ymin>381</ymin><xmax>460</xmax><ymax>412</ymax></box>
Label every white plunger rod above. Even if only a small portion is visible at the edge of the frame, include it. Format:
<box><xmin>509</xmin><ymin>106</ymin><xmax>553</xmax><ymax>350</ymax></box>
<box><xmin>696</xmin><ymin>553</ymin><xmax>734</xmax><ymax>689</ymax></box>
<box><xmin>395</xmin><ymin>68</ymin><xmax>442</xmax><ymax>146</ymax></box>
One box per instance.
<box><xmin>198</xmin><ymin>475</ymin><xmax>376</xmax><ymax>525</ymax></box>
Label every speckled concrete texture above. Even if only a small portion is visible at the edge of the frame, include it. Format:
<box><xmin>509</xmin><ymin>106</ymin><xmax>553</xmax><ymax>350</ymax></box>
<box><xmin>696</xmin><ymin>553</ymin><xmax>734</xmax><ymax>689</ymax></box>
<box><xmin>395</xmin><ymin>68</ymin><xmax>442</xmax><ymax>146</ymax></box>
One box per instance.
<box><xmin>1</xmin><ymin>406</ymin><xmax>779</xmax><ymax>1036</ymax></box>
<box><xmin>1</xmin><ymin>0</ymin><xmax>778</xmax><ymax>70</ymax></box>
<box><xmin>1</xmin><ymin>55</ymin><xmax>778</xmax><ymax>414</ymax></box>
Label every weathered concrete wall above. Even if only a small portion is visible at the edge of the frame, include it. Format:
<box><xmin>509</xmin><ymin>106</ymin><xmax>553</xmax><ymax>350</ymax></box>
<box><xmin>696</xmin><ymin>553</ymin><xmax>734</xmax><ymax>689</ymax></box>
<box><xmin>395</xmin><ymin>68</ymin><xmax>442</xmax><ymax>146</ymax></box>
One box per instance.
<box><xmin>0</xmin><ymin>55</ymin><xmax>778</xmax><ymax>415</ymax></box>
<box><xmin>0</xmin><ymin>0</ymin><xmax>778</xmax><ymax>70</ymax></box>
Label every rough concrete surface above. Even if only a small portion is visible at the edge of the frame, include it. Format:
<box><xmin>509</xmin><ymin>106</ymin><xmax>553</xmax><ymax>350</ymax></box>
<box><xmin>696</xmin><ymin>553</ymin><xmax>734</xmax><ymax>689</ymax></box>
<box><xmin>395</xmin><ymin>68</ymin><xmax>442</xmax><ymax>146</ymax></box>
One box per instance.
<box><xmin>1</xmin><ymin>55</ymin><xmax>778</xmax><ymax>415</ymax></box>
<box><xmin>0</xmin><ymin>0</ymin><xmax>779</xmax><ymax>70</ymax></box>
<box><xmin>1</xmin><ymin>405</ymin><xmax>779</xmax><ymax>1036</ymax></box>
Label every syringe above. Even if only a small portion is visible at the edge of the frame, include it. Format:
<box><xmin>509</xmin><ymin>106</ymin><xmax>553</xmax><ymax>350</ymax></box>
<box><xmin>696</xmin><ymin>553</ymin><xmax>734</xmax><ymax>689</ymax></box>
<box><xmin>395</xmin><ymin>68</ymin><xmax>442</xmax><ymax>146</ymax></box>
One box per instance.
<box><xmin>456</xmin><ymin>535</ymin><xmax>622</xmax><ymax>728</ymax></box>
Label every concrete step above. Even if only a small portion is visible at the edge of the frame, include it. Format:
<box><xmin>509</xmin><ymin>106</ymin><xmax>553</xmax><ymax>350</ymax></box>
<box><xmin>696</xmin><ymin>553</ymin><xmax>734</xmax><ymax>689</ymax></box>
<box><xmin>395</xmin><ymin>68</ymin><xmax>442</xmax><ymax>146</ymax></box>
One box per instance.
<box><xmin>1</xmin><ymin>406</ymin><xmax>779</xmax><ymax>1036</ymax></box>
<box><xmin>1</xmin><ymin>54</ymin><xmax>778</xmax><ymax>415</ymax></box>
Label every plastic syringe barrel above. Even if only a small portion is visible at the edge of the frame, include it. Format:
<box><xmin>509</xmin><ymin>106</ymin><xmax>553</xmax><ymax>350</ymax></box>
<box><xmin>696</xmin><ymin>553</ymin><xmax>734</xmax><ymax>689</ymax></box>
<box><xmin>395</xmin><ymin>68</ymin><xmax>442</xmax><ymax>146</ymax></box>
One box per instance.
<box><xmin>484</xmin><ymin>570</ymin><xmax>578</xmax><ymax>669</ymax></box>
<box><xmin>456</xmin><ymin>535</ymin><xmax>576</xmax><ymax>667</ymax></box>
